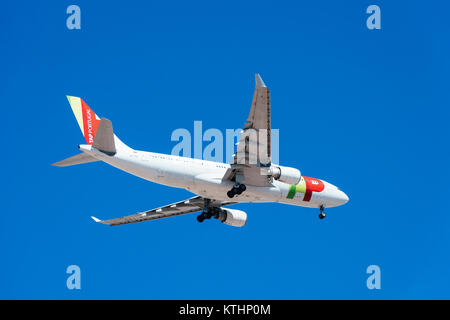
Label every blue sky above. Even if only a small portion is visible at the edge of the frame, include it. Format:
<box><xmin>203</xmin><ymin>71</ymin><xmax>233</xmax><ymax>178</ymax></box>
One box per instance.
<box><xmin>1</xmin><ymin>0</ymin><xmax>450</xmax><ymax>299</ymax></box>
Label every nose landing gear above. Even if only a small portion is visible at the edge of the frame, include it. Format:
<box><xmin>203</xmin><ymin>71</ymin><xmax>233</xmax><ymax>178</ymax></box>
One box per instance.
<box><xmin>318</xmin><ymin>205</ymin><xmax>326</xmax><ymax>220</ymax></box>
<box><xmin>227</xmin><ymin>183</ymin><xmax>246</xmax><ymax>198</ymax></box>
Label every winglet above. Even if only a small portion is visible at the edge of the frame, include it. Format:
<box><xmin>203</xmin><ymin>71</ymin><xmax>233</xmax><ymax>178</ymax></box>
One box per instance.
<box><xmin>255</xmin><ymin>74</ymin><xmax>266</xmax><ymax>88</ymax></box>
<box><xmin>91</xmin><ymin>216</ymin><xmax>112</xmax><ymax>226</ymax></box>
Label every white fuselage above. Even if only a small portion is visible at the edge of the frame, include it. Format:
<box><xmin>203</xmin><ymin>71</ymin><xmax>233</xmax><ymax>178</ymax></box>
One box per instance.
<box><xmin>79</xmin><ymin>143</ymin><xmax>348</xmax><ymax>209</ymax></box>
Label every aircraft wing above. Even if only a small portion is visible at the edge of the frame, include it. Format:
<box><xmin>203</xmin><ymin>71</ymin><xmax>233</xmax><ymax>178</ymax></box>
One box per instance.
<box><xmin>91</xmin><ymin>196</ymin><xmax>236</xmax><ymax>226</ymax></box>
<box><xmin>225</xmin><ymin>74</ymin><xmax>273</xmax><ymax>187</ymax></box>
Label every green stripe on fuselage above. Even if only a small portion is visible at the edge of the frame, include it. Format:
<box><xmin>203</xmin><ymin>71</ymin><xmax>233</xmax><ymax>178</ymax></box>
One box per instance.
<box><xmin>287</xmin><ymin>185</ymin><xmax>296</xmax><ymax>199</ymax></box>
<box><xmin>286</xmin><ymin>177</ymin><xmax>306</xmax><ymax>199</ymax></box>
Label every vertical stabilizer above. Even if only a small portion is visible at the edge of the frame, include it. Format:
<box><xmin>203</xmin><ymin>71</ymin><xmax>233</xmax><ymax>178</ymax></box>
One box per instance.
<box><xmin>66</xmin><ymin>96</ymin><xmax>101</xmax><ymax>145</ymax></box>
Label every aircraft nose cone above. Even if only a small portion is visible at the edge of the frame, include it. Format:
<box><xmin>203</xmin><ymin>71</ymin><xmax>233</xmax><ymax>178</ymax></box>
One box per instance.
<box><xmin>340</xmin><ymin>191</ymin><xmax>349</xmax><ymax>204</ymax></box>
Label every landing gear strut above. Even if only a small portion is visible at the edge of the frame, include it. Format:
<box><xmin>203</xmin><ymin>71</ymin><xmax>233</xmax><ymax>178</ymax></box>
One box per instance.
<box><xmin>227</xmin><ymin>183</ymin><xmax>246</xmax><ymax>198</ymax></box>
<box><xmin>318</xmin><ymin>205</ymin><xmax>326</xmax><ymax>220</ymax></box>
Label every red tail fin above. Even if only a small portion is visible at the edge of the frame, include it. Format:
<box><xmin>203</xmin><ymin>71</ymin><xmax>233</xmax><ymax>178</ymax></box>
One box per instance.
<box><xmin>66</xmin><ymin>96</ymin><xmax>101</xmax><ymax>144</ymax></box>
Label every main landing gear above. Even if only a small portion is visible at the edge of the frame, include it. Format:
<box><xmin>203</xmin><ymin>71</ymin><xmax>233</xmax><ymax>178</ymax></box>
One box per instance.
<box><xmin>196</xmin><ymin>206</ymin><xmax>225</xmax><ymax>223</ymax></box>
<box><xmin>196</xmin><ymin>213</ymin><xmax>207</xmax><ymax>223</ymax></box>
<box><xmin>318</xmin><ymin>205</ymin><xmax>326</xmax><ymax>220</ymax></box>
<box><xmin>227</xmin><ymin>183</ymin><xmax>246</xmax><ymax>198</ymax></box>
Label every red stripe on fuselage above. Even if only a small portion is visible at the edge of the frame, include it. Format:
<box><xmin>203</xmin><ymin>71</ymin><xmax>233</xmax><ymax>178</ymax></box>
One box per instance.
<box><xmin>303</xmin><ymin>177</ymin><xmax>325</xmax><ymax>202</ymax></box>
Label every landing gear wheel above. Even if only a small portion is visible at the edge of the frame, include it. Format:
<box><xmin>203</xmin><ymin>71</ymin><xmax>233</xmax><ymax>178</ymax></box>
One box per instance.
<box><xmin>227</xmin><ymin>183</ymin><xmax>246</xmax><ymax>198</ymax></box>
<box><xmin>204</xmin><ymin>211</ymin><xmax>212</xmax><ymax>219</ymax></box>
<box><xmin>197</xmin><ymin>214</ymin><xmax>205</xmax><ymax>223</ymax></box>
<box><xmin>227</xmin><ymin>190</ymin><xmax>235</xmax><ymax>198</ymax></box>
<box><xmin>318</xmin><ymin>205</ymin><xmax>326</xmax><ymax>220</ymax></box>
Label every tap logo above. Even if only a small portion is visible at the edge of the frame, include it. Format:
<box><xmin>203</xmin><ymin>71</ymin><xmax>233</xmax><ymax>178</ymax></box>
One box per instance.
<box><xmin>84</xmin><ymin>108</ymin><xmax>94</xmax><ymax>143</ymax></box>
<box><xmin>81</xmin><ymin>100</ymin><xmax>100</xmax><ymax>144</ymax></box>
<box><xmin>287</xmin><ymin>177</ymin><xmax>325</xmax><ymax>201</ymax></box>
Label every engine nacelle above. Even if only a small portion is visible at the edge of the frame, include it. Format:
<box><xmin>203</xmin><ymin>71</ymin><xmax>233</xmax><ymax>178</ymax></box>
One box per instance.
<box><xmin>219</xmin><ymin>209</ymin><xmax>247</xmax><ymax>227</ymax></box>
<box><xmin>271</xmin><ymin>165</ymin><xmax>301</xmax><ymax>185</ymax></box>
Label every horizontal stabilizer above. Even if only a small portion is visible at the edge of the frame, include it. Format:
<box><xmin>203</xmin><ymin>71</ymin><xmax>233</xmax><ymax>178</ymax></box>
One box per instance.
<box><xmin>52</xmin><ymin>153</ymin><xmax>99</xmax><ymax>167</ymax></box>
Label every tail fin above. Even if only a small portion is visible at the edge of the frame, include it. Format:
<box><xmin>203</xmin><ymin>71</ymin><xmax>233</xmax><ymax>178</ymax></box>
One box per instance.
<box><xmin>66</xmin><ymin>96</ymin><xmax>101</xmax><ymax>145</ymax></box>
<box><xmin>64</xmin><ymin>95</ymin><xmax>133</xmax><ymax>156</ymax></box>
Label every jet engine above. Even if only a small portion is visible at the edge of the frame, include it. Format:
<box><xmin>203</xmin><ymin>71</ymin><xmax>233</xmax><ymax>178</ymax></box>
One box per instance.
<box><xmin>270</xmin><ymin>165</ymin><xmax>301</xmax><ymax>185</ymax></box>
<box><xmin>217</xmin><ymin>208</ymin><xmax>247</xmax><ymax>227</ymax></box>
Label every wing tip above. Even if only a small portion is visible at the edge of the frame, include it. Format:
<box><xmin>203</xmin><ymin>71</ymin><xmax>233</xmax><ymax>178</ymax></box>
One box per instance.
<box><xmin>91</xmin><ymin>216</ymin><xmax>112</xmax><ymax>226</ymax></box>
<box><xmin>91</xmin><ymin>216</ymin><xmax>103</xmax><ymax>223</ymax></box>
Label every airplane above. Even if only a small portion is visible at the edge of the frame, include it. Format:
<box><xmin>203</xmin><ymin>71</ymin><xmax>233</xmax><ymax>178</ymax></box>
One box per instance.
<box><xmin>53</xmin><ymin>74</ymin><xmax>349</xmax><ymax>227</ymax></box>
